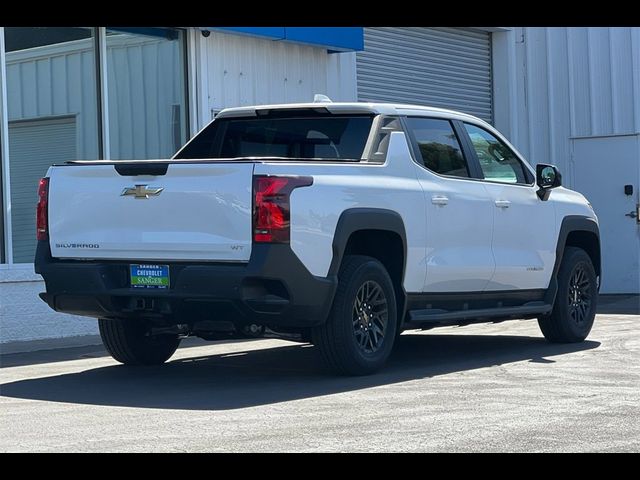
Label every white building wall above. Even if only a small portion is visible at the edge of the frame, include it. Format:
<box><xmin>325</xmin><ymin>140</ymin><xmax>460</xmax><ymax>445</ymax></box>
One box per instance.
<box><xmin>195</xmin><ymin>31</ymin><xmax>357</xmax><ymax>125</ymax></box>
<box><xmin>494</xmin><ymin>27</ymin><xmax>640</xmax><ymax>187</ymax></box>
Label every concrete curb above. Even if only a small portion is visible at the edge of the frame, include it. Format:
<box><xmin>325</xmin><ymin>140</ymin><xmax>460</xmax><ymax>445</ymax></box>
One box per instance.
<box><xmin>0</xmin><ymin>335</ymin><xmax>103</xmax><ymax>355</ymax></box>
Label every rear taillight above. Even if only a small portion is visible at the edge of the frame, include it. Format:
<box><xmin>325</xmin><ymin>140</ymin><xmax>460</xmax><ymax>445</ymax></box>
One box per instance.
<box><xmin>36</xmin><ymin>177</ymin><xmax>49</xmax><ymax>241</ymax></box>
<box><xmin>253</xmin><ymin>176</ymin><xmax>313</xmax><ymax>243</ymax></box>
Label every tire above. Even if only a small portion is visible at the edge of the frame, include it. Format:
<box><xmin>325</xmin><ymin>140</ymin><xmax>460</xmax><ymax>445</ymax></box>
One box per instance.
<box><xmin>312</xmin><ymin>255</ymin><xmax>397</xmax><ymax>375</ymax></box>
<box><xmin>98</xmin><ymin>318</ymin><xmax>181</xmax><ymax>365</ymax></box>
<box><xmin>538</xmin><ymin>247</ymin><xmax>598</xmax><ymax>343</ymax></box>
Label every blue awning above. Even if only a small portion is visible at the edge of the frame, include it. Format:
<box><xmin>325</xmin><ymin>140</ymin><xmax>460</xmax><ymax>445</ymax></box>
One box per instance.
<box><xmin>200</xmin><ymin>27</ymin><xmax>364</xmax><ymax>52</ymax></box>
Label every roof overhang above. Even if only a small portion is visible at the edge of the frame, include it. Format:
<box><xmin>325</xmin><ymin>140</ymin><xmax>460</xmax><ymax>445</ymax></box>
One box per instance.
<box><xmin>197</xmin><ymin>27</ymin><xmax>364</xmax><ymax>52</ymax></box>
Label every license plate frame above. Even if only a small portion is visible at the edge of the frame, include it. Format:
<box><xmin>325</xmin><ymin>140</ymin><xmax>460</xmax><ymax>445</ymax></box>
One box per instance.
<box><xmin>130</xmin><ymin>264</ymin><xmax>170</xmax><ymax>289</ymax></box>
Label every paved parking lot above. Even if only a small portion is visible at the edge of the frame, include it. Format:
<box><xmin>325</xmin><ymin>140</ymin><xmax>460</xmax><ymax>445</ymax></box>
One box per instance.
<box><xmin>1</xmin><ymin>305</ymin><xmax>639</xmax><ymax>452</ymax></box>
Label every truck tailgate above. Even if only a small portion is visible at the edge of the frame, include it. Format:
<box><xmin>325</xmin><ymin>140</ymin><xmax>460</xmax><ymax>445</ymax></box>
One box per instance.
<box><xmin>47</xmin><ymin>162</ymin><xmax>254</xmax><ymax>262</ymax></box>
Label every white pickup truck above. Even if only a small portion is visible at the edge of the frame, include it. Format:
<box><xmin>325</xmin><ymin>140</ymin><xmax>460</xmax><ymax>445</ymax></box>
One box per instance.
<box><xmin>35</xmin><ymin>101</ymin><xmax>600</xmax><ymax>375</ymax></box>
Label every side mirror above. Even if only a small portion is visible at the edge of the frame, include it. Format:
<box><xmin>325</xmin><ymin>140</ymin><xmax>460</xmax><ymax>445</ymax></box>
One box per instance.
<box><xmin>536</xmin><ymin>164</ymin><xmax>562</xmax><ymax>200</ymax></box>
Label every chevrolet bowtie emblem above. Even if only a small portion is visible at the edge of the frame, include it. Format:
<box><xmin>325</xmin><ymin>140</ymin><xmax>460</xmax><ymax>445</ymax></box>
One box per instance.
<box><xmin>121</xmin><ymin>185</ymin><xmax>164</xmax><ymax>199</ymax></box>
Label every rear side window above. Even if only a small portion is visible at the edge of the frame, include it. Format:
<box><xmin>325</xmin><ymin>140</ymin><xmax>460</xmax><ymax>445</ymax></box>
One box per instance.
<box><xmin>406</xmin><ymin>117</ymin><xmax>469</xmax><ymax>177</ymax></box>
<box><xmin>175</xmin><ymin>115</ymin><xmax>373</xmax><ymax>160</ymax></box>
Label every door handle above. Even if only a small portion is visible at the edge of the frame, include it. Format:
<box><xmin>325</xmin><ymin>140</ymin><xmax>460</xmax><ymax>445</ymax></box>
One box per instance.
<box><xmin>626</xmin><ymin>205</ymin><xmax>639</xmax><ymax>224</ymax></box>
<box><xmin>495</xmin><ymin>200</ymin><xmax>511</xmax><ymax>208</ymax></box>
<box><xmin>431</xmin><ymin>195</ymin><xmax>449</xmax><ymax>206</ymax></box>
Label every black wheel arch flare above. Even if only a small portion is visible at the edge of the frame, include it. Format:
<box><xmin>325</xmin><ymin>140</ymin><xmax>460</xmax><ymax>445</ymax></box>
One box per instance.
<box><xmin>329</xmin><ymin>208</ymin><xmax>409</xmax><ymax>321</ymax></box>
<box><xmin>545</xmin><ymin>215</ymin><xmax>601</xmax><ymax>305</ymax></box>
<box><xmin>329</xmin><ymin>208</ymin><xmax>408</xmax><ymax>276</ymax></box>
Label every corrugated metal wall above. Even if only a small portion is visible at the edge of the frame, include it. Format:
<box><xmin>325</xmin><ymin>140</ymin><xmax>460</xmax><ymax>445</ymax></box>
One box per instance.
<box><xmin>512</xmin><ymin>27</ymin><xmax>640</xmax><ymax>184</ymax></box>
<box><xmin>357</xmin><ymin>27</ymin><xmax>493</xmax><ymax>122</ymax></box>
<box><xmin>200</xmin><ymin>31</ymin><xmax>357</xmax><ymax>117</ymax></box>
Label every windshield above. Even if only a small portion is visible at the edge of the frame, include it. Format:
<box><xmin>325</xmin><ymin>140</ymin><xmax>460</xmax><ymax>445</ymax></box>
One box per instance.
<box><xmin>174</xmin><ymin>114</ymin><xmax>374</xmax><ymax>160</ymax></box>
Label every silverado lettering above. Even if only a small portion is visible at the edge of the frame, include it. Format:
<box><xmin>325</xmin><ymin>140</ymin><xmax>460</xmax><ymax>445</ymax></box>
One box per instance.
<box><xmin>55</xmin><ymin>243</ymin><xmax>100</xmax><ymax>249</ymax></box>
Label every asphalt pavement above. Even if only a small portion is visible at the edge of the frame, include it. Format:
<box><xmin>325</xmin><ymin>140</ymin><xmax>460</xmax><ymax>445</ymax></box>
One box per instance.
<box><xmin>1</xmin><ymin>303</ymin><xmax>638</xmax><ymax>452</ymax></box>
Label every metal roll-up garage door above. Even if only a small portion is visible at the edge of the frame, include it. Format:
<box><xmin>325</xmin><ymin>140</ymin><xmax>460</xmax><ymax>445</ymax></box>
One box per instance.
<box><xmin>357</xmin><ymin>27</ymin><xmax>493</xmax><ymax>123</ymax></box>
<box><xmin>9</xmin><ymin>116</ymin><xmax>76</xmax><ymax>263</ymax></box>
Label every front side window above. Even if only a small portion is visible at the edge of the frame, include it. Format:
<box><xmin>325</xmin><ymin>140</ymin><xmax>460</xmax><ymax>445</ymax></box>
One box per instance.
<box><xmin>464</xmin><ymin>123</ymin><xmax>530</xmax><ymax>184</ymax></box>
<box><xmin>406</xmin><ymin>117</ymin><xmax>469</xmax><ymax>178</ymax></box>
<box><xmin>175</xmin><ymin>115</ymin><xmax>373</xmax><ymax>161</ymax></box>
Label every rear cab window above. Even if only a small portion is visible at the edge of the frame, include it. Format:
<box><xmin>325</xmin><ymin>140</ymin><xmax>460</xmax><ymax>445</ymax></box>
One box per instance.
<box><xmin>175</xmin><ymin>113</ymin><xmax>374</xmax><ymax>161</ymax></box>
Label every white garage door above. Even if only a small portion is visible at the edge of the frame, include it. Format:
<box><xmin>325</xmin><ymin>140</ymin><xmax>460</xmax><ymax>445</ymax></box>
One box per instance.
<box><xmin>357</xmin><ymin>27</ymin><xmax>493</xmax><ymax>123</ymax></box>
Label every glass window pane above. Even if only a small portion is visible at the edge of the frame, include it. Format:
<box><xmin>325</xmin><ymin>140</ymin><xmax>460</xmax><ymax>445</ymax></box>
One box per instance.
<box><xmin>1</xmin><ymin>132</ymin><xmax>4</xmax><ymax>264</ymax></box>
<box><xmin>4</xmin><ymin>27</ymin><xmax>99</xmax><ymax>263</ymax></box>
<box><xmin>106</xmin><ymin>28</ymin><xmax>187</xmax><ymax>160</ymax></box>
<box><xmin>463</xmin><ymin>123</ymin><xmax>529</xmax><ymax>184</ymax></box>
<box><xmin>175</xmin><ymin>115</ymin><xmax>373</xmax><ymax>160</ymax></box>
<box><xmin>406</xmin><ymin>117</ymin><xmax>469</xmax><ymax>177</ymax></box>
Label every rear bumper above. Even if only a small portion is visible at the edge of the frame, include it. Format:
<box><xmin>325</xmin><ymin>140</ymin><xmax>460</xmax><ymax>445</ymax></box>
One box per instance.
<box><xmin>35</xmin><ymin>241</ymin><xmax>337</xmax><ymax>328</ymax></box>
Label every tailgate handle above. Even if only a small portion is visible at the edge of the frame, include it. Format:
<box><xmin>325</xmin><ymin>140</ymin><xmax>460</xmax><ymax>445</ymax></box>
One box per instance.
<box><xmin>114</xmin><ymin>163</ymin><xmax>169</xmax><ymax>176</ymax></box>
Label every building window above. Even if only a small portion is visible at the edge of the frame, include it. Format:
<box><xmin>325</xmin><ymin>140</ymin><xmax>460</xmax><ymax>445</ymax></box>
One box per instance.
<box><xmin>3</xmin><ymin>27</ymin><xmax>99</xmax><ymax>263</ymax></box>
<box><xmin>0</xmin><ymin>133</ymin><xmax>4</xmax><ymax>264</ymax></box>
<box><xmin>106</xmin><ymin>27</ymin><xmax>188</xmax><ymax>160</ymax></box>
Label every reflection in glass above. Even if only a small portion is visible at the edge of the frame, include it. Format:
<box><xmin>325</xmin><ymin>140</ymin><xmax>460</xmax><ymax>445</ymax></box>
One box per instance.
<box><xmin>106</xmin><ymin>28</ymin><xmax>187</xmax><ymax>160</ymax></box>
<box><xmin>1</xmin><ymin>130</ymin><xmax>4</xmax><ymax>263</ymax></box>
<box><xmin>175</xmin><ymin>116</ymin><xmax>373</xmax><ymax>160</ymax></box>
<box><xmin>464</xmin><ymin>123</ymin><xmax>528</xmax><ymax>184</ymax></box>
<box><xmin>406</xmin><ymin>117</ymin><xmax>469</xmax><ymax>177</ymax></box>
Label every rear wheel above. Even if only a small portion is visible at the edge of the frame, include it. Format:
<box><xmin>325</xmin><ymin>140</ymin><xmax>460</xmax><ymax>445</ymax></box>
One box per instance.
<box><xmin>538</xmin><ymin>247</ymin><xmax>598</xmax><ymax>343</ymax></box>
<box><xmin>98</xmin><ymin>318</ymin><xmax>181</xmax><ymax>365</ymax></box>
<box><xmin>312</xmin><ymin>255</ymin><xmax>397</xmax><ymax>375</ymax></box>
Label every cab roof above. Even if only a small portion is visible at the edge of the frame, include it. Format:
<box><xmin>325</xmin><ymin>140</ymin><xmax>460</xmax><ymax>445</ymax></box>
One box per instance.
<box><xmin>215</xmin><ymin>101</ymin><xmax>489</xmax><ymax>126</ymax></box>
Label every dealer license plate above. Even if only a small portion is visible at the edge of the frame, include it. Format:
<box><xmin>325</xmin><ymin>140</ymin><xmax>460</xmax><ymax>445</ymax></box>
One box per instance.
<box><xmin>130</xmin><ymin>264</ymin><xmax>170</xmax><ymax>289</ymax></box>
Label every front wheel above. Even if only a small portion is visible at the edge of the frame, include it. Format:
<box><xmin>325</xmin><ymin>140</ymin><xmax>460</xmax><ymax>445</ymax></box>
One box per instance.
<box><xmin>312</xmin><ymin>255</ymin><xmax>397</xmax><ymax>375</ymax></box>
<box><xmin>98</xmin><ymin>318</ymin><xmax>181</xmax><ymax>365</ymax></box>
<box><xmin>538</xmin><ymin>247</ymin><xmax>598</xmax><ymax>343</ymax></box>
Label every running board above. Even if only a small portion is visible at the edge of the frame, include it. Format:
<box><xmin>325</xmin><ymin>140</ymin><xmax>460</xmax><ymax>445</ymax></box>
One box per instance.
<box><xmin>407</xmin><ymin>301</ymin><xmax>553</xmax><ymax>327</ymax></box>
